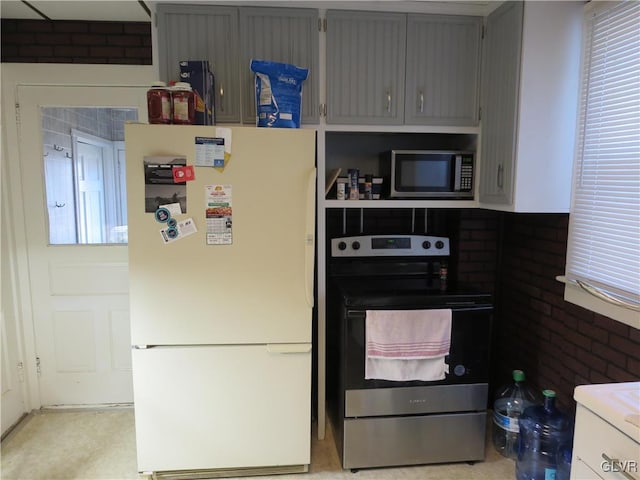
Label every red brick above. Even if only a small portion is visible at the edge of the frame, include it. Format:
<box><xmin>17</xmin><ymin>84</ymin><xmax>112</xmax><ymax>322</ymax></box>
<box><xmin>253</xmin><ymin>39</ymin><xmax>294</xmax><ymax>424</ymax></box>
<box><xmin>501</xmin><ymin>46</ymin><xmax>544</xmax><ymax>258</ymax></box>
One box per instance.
<box><xmin>609</xmin><ymin>334</ymin><xmax>640</xmax><ymax>361</ymax></box>
<box><xmin>19</xmin><ymin>45</ymin><xmax>53</xmax><ymax>56</ymax></box>
<box><xmin>530</xmin><ymin>298</ymin><xmax>552</xmax><ymax>316</ymax></box>
<box><xmin>607</xmin><ymin>363</ymin><xmax>637</xmax><ymax>383</ymax></box>
<box><xmin>589</xmin><ymin>370</ymin><xmax>612</xmax><ymax>384</ymax></box>
<box><xmin>76</xmin><ymin>58</ymin><xmax>107</xmax><ymax>64</ymax></box>
<box><xmin>108</xmin><ymin>35</ymin><xmax>142</xmax><ymax>46</ymax></box>
<box><xmin>0</xmin><ymin>45</ymin><xmax>19</xmax><ymax>57</ymax></box>
<box><xmin>575</xmin><ymin>347</ymin><xmax>607</xmax><ymax>374</ymax></box>
<box><xmin>578</xmin><ymin>321</ymin><xmax>609</xmax><ymax>343</ymax></box>
<box><xmin>53</xmin><ymin>21</ymin><xmax>88</xmax><ymax>33</ymax></box>
<box><xmin>54</xmin><ymin>46</ymin><xmax>89</xmax><ymax>57</ymax></box>
<box><xmin>3</xmin><ymin>32</ymin><xmax>35</xmax><ymax>44</ymax></box>
<box><xmin>36</xmin><ymin>33</ymin><xmax>71</xmax><ymax>45</ymax></box>
<box><xmin>71</xmin><ymin>34</ymin><xmax>107</xmax><ymax>46</ymax></box>
<box><xmin>124</xmin><ymin>23</ymin><xmax>151</xmax><ymax>35</ymax></box>
<box><xmin>124</xmin><ymin>46</ymin><xmax>151</xmax><ymax>58</ymax></box>
<box><xmin>627</xmin><ymin>356</ymin><xmax>640</xmax><ymax>377</ymax></box>
<box><xmin>89</xmin><ymin>46</ymin><xmax>124</xmax><ymax>57</ymax></box>
<box><xmin>89</xmin><ymin>22</ymin><xmax>124</xmax><ymax>34</ymax></box>
<box><xmin>565</xmin><ymin>328</ymin><xmax>592</xmax><ymax>350</ymax></box>
<box><xmin>18</xmin><ymin>20</ymin><xmax>54</xmax><ymax>32</ymax></box>
<box><xmin>592</xmin><ymin>341</ymin><xmax>627</xmax><ymax>368</ymax></box>
<box><xmin>594</xmin><ymin>314</ymin><xmax>630</xmax><ymax>337</ymax></box>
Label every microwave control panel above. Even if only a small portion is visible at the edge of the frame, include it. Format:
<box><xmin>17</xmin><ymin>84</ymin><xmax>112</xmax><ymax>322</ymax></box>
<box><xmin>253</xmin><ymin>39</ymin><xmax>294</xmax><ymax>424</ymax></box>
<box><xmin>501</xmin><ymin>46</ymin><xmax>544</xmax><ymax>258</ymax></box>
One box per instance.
<box><xmin>455</xmin><ymin>154</ymin><xmax>474</xmax><ymax>192</ymax></box>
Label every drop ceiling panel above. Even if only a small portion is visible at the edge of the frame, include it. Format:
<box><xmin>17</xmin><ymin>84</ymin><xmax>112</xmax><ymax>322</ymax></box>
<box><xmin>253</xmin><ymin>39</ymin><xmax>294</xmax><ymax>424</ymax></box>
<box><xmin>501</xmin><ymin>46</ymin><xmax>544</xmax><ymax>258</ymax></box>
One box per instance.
<box><xmin>1</xmin><ymin>1</ymin><xmax>150</xmax><ymax>22</ymax></box>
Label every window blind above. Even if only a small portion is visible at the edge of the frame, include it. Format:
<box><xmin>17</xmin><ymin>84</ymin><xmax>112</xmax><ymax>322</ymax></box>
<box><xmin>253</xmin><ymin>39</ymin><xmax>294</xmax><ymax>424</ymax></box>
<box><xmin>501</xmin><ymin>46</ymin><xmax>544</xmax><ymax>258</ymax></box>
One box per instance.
<box><xmin>566</xmin><ymin>1</ymin><xmax>640</xmax><ymax>307</ymax></box>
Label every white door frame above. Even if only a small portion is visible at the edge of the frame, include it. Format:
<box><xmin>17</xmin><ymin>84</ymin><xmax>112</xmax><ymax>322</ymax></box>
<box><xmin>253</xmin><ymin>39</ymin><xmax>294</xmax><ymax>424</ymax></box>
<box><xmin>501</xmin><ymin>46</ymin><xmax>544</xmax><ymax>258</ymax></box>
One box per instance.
<box><xmin>1</xmin><ymin>64</ymin><xmax>155</xmax><ymax>413</ymax></box>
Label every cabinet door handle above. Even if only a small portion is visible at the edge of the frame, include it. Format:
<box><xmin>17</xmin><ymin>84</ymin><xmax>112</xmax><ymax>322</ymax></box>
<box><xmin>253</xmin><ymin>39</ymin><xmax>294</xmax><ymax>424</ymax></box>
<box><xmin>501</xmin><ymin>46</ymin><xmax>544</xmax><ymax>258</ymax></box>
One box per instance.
<box><xmin>419</xmin><ymin>91</ymin><xmax>424</xmax><ymax>113</ymax></box>
<box><xmin>219</xmin><ymin>85</ymin><xmax>225</xmax><ymax>112</ymax></box>
<box><xmin>386</xmin><ymin>89</ymin><xmax>391</xmax><ymax>113</ymax></box>
<box><xmin>601</xmin><ymin>453</ymin><xmax>638</xmax><ymax>480</ymax></box>
<box><xmin>497</xmin><ymin>163</ymin><xmax>504</xmax><ymax>190</ymax></box>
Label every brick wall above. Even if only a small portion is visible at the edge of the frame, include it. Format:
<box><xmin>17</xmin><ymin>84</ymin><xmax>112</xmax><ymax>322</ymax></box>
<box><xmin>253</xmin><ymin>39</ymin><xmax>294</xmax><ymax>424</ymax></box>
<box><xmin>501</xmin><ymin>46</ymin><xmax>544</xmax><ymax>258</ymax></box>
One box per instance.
<box><xmin>324</xmin><ymin>208</ymin><xmax>500</xmax><ymax>295</ymax></box>
<box><xmin>456</xmin><ymin>208</ymin><xmax>500</xmax><ymax>294</ymax></box>
<box><xmin>1</xmin><ymin>19</ymin><xmax>151</xmax><ymax>64</ymax></box>
<box><xmin>493</xmin><ymin>213</ymin><xmax>640</xmax><ymax>414</ymax></box>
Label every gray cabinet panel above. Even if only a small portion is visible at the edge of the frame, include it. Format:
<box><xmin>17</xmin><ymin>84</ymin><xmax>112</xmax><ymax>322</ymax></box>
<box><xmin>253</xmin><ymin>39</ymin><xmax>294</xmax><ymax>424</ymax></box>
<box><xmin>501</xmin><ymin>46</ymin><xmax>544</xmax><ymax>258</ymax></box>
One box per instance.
<box><xmin>326</xmin><ymin>10</ymin><xmax>406</xmax><ymax>125</ymax></box>
<box><xmin>240</xmin><ymin>7</ymin><xmax>319</xmax><ymax>125</ymax></box>
<box><xmin>157</xmin><ymin>4</ymin><xmax>241</xmax><ymax>123</ymax></box>
<box><xmin>479</xmin><ymin>1</ymin><xmax>523</xmax><ymax>204</ymax></box>
<box><xmin>405</xmin><ymin>15</ymin><xmax>481</xmax><ymax>126</ymax></box>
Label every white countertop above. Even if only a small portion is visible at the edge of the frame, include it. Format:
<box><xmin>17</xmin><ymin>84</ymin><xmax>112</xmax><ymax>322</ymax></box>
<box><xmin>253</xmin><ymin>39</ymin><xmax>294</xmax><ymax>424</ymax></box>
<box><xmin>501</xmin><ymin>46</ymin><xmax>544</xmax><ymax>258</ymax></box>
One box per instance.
<box><xmin>574</xmin><ymin>382</ymin><xmax>640</xmax><ymax>443</ymax></box>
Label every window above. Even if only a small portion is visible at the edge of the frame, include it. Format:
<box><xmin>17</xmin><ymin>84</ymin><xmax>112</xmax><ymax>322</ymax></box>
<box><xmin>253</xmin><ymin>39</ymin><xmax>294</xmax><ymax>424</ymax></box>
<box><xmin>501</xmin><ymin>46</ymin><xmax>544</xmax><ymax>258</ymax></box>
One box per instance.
<box><xmin>564</xmin><ymin>1</ymin><xmax>640</xmax><ymax>328</ymax></box>
<box><xmin>42</xmin><ymin>107</ymin><xmax>137</xmax><ymax>244</ymax></box>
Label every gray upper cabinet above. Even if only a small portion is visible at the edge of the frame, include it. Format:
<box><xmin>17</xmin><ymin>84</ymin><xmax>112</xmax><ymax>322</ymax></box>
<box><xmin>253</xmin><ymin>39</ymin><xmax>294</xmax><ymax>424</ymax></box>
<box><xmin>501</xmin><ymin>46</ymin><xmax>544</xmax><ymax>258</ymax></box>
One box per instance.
<box><xmin>405</xmin><ymin>15</ymin><xmax>481</xmax><ymax>126</ymax></box>
<box><xmin>240</xmin><ymin>7</ymin><xmax>320</xmax><ymax>125</ymax></box>
<box><xmin>326</xmin><ymin>10</ymin><xmax>481</xmax><ymax>126</ymax></box>
<box><xmin>157</xmin><ymin>4</ymin><xmax>319</xmax><ymax>125</ymax></box>
<box><xmin>478</xmin><ymin>1</ymin><xmax>522</xmax><ymax>205</ymax></box>
<box><xmin>326</xmin><ymin>10</ymin><xmax>406</xmax><ymax>125</ymax></box>
<box><xmin>478</xmin><ymin>1</ymin><xmax>582</xmax><ymax>212</ymax></box>
<box><xmin>156</xmin><ymin>4</ymin><xmax>241</xmax><ymax>123</ymax></box>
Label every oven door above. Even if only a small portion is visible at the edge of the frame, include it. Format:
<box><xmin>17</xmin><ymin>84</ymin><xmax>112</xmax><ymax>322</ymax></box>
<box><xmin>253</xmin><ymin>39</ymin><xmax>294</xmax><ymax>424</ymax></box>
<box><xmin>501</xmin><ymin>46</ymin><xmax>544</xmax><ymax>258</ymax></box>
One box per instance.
<box><xmin>341</xmin><ymin>305</ymin><xmax>492</xmax><ymax>391</ymax></box>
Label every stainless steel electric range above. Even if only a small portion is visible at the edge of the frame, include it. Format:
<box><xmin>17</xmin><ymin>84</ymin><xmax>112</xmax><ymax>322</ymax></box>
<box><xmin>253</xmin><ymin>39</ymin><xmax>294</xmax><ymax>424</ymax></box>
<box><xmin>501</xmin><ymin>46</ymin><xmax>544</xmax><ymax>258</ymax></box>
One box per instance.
<box><xmin>326</xmin><ymin>234</ymin><xmax>493</xmax><ymax>471</ymax></box>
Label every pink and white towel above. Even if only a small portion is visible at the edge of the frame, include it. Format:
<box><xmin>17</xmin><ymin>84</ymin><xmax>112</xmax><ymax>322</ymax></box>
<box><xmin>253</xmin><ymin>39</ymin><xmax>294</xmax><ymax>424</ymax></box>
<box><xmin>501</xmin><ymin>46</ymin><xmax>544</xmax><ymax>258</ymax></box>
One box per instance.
<box><xmin>365</xmin><ymin>309</ymin><xmax>452</xmax><ymax>382</ymax></box>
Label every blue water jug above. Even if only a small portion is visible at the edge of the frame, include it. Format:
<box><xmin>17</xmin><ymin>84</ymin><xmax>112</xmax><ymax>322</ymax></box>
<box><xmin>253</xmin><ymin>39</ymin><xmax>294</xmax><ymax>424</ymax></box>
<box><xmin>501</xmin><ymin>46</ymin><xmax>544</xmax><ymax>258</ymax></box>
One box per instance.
<box><xmin>516</xmin><ymin>390</ymin><xmax>573</xmax><ymax>480</ymax></box>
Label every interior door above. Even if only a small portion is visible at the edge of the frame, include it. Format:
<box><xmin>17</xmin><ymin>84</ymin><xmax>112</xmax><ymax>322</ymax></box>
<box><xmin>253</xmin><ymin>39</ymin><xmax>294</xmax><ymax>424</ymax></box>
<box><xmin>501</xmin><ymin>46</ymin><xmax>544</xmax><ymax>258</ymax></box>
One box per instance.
<box><xmin>16</xmin><ymin>84</ymin><xmax>148</xmax><ymax>406</ymax></box>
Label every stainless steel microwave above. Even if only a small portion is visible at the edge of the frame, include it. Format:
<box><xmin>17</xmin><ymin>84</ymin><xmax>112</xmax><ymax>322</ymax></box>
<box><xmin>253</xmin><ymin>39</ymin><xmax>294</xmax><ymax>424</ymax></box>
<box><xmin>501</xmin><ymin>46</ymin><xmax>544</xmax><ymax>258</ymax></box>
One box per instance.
<box><xmin>384</xmin><ymin>150</ymin><xmax>475</xmax><ymax>199</ymax></box>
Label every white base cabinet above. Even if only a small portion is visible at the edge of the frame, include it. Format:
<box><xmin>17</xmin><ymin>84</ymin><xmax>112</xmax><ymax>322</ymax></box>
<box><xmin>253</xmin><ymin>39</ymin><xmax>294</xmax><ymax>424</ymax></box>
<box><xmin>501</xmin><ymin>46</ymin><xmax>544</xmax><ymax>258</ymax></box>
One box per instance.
<box><xmin>571</xmin><ymin>383</ymin><xmax>640</xmax><ymax>480</ymax></box>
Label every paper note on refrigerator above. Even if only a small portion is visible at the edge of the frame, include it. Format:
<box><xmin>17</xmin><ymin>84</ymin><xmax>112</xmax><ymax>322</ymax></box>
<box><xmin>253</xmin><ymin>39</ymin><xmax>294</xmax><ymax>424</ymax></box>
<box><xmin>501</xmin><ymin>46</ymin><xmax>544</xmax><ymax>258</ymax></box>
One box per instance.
<box><xmin>205</xmin><ymin>184</ymin><xmax>232</xmax><ymax>245</ymax></box>
<box><xmin>159</xmin><ymin>218</ymin><xmax>197</xmax><ymax>244</ymax></box>
<box><xmin>194</xmin><ymin>137</ymin><xmax>225</xmax><ymax>168</ymax></box>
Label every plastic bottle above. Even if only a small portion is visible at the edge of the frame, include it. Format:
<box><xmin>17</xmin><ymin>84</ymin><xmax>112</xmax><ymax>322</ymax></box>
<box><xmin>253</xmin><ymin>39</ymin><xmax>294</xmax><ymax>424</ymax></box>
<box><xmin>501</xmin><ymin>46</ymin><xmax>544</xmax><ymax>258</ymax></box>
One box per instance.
<box><xmin>516</xmin><ymin>390</ymin><xmax>573</xmax><ymax>480</ymax></box>
<box><xmin>492</xmin><ymin>370</ymin><xmax>542</xmax><ymax>459</ymax></box>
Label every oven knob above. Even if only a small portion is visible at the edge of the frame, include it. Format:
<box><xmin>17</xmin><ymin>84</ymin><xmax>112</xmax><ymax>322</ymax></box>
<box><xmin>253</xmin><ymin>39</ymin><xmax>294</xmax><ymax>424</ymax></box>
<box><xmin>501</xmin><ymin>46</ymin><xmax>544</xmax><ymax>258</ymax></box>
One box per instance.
<box><xmin>351</xmin><ymin>241</ymin><xmax>361</xmax><ymax>250</ymax></box>
<box><xmin>338</xmin><ymin>241</ymin><xmax>347</xmax><ymax>251</ymax></box>
<box><xmin>422</xmin><ymin>241</ymin><xmax>431</xmax><ymax>249</ymax></box>
<box><xmin>454</xmin><ymin>364</ymin><xmax>466</xmax><ymax>376</ymax></box>
<box><xmin>435</xmin><ymin>240</ymin><xmax>445</xmax><ymax>249</ymax></box>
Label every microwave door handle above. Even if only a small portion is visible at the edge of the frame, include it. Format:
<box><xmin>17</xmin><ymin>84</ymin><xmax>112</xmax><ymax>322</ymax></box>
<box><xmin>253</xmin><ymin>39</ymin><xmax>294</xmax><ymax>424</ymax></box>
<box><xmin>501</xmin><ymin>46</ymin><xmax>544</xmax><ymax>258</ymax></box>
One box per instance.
<box><xmin>419</xmin><ymin>91</ymin><xmax>424</xmax><ymax>113</ymax></box>
<box><xmin>386</xmin><ymin>89</ymin><xmax>391</xmax><ymax>113</ymax></box>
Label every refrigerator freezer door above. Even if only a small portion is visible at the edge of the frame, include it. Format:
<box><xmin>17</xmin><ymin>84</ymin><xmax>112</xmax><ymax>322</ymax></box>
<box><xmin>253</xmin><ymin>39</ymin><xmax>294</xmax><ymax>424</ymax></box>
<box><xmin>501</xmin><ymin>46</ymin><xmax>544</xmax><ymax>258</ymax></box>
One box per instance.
<box><xmin>125</xmin><ymin>125</ymin><xmax>316</xmax><ymax>346</ymax></box>
<box><xmin>132</xmin><ymin>345</ymin><xmax>311</xmax><ymax>473</ymax></box>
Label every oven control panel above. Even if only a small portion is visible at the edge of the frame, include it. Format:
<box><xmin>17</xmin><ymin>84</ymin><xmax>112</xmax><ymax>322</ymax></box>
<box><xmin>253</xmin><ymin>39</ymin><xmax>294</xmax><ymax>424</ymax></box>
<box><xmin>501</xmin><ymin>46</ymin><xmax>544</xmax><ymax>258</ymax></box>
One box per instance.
<box><xmin>331</xmin><ymin>235</ymin><xmax>450</xmax><ymax>257</ymax></box>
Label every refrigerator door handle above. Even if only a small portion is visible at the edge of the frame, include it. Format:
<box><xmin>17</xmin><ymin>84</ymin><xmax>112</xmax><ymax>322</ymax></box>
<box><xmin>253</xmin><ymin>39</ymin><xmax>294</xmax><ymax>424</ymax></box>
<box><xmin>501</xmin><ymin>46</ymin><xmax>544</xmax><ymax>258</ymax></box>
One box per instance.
<box><xmin>267</xmin><ymin>343</ymin><xmax>312</xmax><ymax>354</ymax></box>
<box><xmin>305</xmin><ymin>167</ymin><xmax>316</xmax><ymax>308</ymax></box>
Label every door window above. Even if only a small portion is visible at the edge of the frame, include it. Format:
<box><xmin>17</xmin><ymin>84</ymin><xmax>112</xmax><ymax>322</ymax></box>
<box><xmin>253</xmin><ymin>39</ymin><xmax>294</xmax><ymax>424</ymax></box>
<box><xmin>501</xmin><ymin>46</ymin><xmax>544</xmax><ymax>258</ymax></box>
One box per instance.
<box><xmin>42</xmin><ymin>107</ymin><xmax>137</xmax><ymax>244</ymax></box>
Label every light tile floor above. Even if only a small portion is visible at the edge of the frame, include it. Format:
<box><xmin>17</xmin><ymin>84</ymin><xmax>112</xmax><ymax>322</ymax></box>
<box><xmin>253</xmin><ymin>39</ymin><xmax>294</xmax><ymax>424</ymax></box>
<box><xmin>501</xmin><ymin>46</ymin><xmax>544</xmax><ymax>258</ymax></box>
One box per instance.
<box><xmin>1</xmin><ymin>408</ymin><xmax>515</xmax><ymax>480</ymax></box>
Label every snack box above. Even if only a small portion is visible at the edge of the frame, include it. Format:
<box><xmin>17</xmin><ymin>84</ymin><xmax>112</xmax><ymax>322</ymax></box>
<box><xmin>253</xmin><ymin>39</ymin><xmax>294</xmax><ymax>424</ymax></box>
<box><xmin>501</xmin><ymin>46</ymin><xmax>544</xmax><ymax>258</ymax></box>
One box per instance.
<box><xmin>179</xmin><ymin>60</ymin><xmax>215</xmax><ymax>125</ymax></box>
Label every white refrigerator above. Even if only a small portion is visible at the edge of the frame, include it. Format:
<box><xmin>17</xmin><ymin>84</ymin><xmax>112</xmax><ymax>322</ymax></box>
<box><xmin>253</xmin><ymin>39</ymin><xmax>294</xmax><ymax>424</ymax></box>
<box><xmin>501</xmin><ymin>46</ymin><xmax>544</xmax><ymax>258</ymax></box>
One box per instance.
<box><xmin>125</xmin><ymin>124</ymin><xmax>316</xmax><ymax>476</ymax></box>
